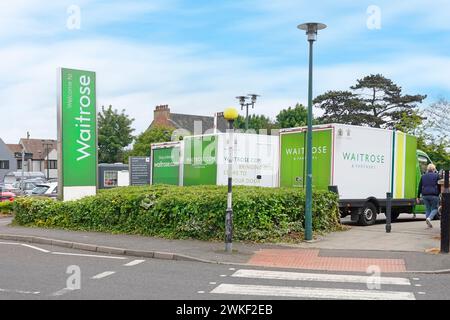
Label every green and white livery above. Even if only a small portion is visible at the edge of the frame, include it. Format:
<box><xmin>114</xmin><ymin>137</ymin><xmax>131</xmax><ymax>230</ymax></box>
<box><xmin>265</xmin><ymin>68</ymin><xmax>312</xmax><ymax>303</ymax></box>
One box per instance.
<box><xmin>280</xmin><ymin>124</ymin><xmax>432</xmax><ymax>225</ymax></box>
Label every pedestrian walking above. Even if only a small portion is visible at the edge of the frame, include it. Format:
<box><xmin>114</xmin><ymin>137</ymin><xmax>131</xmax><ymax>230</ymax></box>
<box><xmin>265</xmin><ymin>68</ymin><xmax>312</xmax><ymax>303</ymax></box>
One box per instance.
<box><xmin>417</xmin><ymin>164</ymin><xmax>441</xmax><ymax>228</ymax></box>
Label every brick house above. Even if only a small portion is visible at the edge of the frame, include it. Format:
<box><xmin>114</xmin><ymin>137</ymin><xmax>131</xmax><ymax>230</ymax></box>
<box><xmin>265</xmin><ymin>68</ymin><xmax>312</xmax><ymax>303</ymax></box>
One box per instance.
<box><xmin>7</xmin><ymin>139</ymin><xmax>58</xmax><ymax>180</ymax></box>
<box><xmin>149</xmin><ymin>105</ymin><xmax>228</xmax><ymax>134</ymax></box>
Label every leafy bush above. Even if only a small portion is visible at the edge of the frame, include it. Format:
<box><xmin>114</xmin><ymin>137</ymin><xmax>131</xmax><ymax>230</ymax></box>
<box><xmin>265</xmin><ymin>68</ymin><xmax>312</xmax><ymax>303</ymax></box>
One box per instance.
<box><xmin>0</xmin><ymin>201</ymin><xmax>13</xmax><ymax>214</ymax></box>
<box><xmin>13</xmin><ymin>185</ymin><xmax>340</xmax><ymax>242</ymax></box>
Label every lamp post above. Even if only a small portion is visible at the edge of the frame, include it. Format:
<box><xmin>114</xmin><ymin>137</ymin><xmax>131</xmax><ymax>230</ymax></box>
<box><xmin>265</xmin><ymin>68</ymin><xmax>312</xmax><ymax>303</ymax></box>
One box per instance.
<box><xmin>223</xmin><ymin>107</ymin><xmax>239</xmax><ymax>253</ymax></box>
<box><xmin>235</xmin><ymin>94</ymin><xmax>259</xmax><ymax>130</ymax></box>
<box><xmin>297</xmin><ymin>22</ymin><xmax>327</xmax><ymax>241</ymax></box>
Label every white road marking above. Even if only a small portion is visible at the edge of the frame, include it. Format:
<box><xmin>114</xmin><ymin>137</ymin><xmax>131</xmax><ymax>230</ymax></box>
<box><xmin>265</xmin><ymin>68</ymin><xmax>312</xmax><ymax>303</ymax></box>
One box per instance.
<box><xmin>51</xmin><ymin>288</ymin><xmax>77</xmax><ymax>297</ymax></box>
<box><xmin>92</xmin><ymin>271</ymin><xmax>116</xmax><ymax>279</ymax></box>
<box><xmin>52</xmin><ymin>252</ymin><xmax>126</xmax><ymax>260</ymax></box>
<box><xmin>0</xmin><ymin>242</ymin><xmax>51</xmax><ymax>253</ymax></box>
<box><xmin>21</xmin><ymin>244</ymin><xmax>50</xmax><ymax>253</ymax></box>
<box><xmin>414</xmin><ymin>284</ymin><xmax>422</xmax><ymax>287</ymax></box>
<box><xmin>209</xmin><ymin>282</ymin><xmax>217</xmax><ymax>285</ymax></box>
<box><xmin>211</xmin><ymin>284</ymin><xmax>416</xmax><ymax>300</ymax></box>
<box><xmin>220</xmin><ymin>275</ymin><xmax>227</xmax><ymax>277</ymax></box>
<box><xmin>418</xmin><ymin>292</ymin><xmax>426</xmax><ymax>295</ymax></box>
<box><xmin>198</xmin><ymin>291</ymin><xmax>205</xmax><ymax>294</ymax></box>
<box><xmin>232</xmin><ymin>269</ymin><xmax>412</xmax><ymax>286</ymax></box>
<box><xmin>229</xmin><ymin>268</ymin><xmax>236</xmax><ymax>271</ymax></box>
<box><xmin>124</xmin><ymin>259</ymin><xmax>145</xmax><ymax>267</ymax></box>
<box><xmin>0</xmin><ymin>288</ymin><xmax>40</xmax><ymax>295</ymax></box>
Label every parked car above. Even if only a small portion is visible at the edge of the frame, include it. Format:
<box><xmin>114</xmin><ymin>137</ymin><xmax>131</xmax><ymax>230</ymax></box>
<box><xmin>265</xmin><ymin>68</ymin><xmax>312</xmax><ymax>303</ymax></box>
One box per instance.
<box><xmin>3</xmin><ymin>172</ymin><xmax>46</xmax><ymax>185</ymax></box>
<box><xmin>13</xmin><ymin>181</ymin><xmax>38</xmax><ymax>195</ymax></box>
<box><xmin>0</xmin><ymin>192</ymin><xmax>15</xmax><ymax>202</ymax></box>
<box><xmin>30</xmin><ymin>182</ymin><xmax>58</xmax><ymax>199</ymax></box>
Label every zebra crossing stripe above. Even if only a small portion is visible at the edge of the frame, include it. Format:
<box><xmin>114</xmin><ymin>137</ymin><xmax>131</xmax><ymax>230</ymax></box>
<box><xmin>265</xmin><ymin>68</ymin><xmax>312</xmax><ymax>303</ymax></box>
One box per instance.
<box><xmin>232</xmin><ymin>269</ymin><xmax>411</xmax><ymax>286</ymax></box>
<box><xmin>211</xmin><ymin>284</ymin><xmax>416</xmax><ymax>300</ymax></box>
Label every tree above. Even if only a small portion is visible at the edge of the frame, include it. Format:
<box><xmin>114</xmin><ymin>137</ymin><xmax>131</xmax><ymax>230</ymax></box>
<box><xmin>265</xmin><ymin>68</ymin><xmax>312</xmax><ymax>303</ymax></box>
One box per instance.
<box><xmin>417</xmin><ymin>134</ymin><xmax>450</xmax><ymax>170</ymax></box>
<box><xmin>424</xmin><ymin>98</ymin><xmax>450</xmax><ymax>145</ymax></box>
<box><xmin>350</xmin><ymin>74</ymin><xmax>426</xmax><ymax>129</ymax></box>
<box><xmin>129</xmin><ymin>126</ymin><xmax>175</xmax><ymax>157</ymax></box>
<box><xmin>275</xmin><ymin>103</ymin><xmax>309</xmax><ymax>128</ymax></box>
<box><xmin>314</xmin><ymin>91</ymin><xmax>373</xmax><ymax>125</ymax></box>
<box><xmin>98</xmin><ymin>105</ymin><xmax>134</xmax><ymax>163</ymax></box>
<box><xmin>417</xmin><ymin>98</ymin><xmax>450</xmax><ymax>169</ymax></box>
<box><xmin>235</xmin><ymin>114</ymin><xmax>276</xmax><ymax>132</ymax></box>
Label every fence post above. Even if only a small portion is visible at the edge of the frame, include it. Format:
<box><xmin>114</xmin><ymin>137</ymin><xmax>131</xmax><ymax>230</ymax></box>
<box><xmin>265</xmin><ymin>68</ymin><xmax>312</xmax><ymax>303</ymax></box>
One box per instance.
<box><xmin>386</xmin><ymin>192</ymin><xmax>392</xmax><ymax>233</ymax></box>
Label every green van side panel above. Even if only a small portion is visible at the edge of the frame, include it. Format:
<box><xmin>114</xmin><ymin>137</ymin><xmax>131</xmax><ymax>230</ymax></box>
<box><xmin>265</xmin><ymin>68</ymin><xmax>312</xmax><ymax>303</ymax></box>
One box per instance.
<box><xmin>404</xmin><ymin>135</ymin><xmax>417</xmax><ymax>199</ymax></box>
<box><xmin>280</xmin><ymin>129</ymin><xmax>332</xmax><ymax>190</ymax></box>
<box><xmin>152</xmin><ymin>147</ymin><xmax>180</xmax><ymax>185</ymax></box>
<box><xmin>183</xmin><ymin>135</ymin><xmax>218</xmax><ymax>186</ymax></box>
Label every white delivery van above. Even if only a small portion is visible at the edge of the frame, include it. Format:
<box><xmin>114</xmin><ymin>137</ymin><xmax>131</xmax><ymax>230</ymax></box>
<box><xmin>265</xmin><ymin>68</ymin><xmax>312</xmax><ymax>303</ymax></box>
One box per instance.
<box><xmin>279</xmin><ymin>124</ymin><xmax>433</xmax><ymax>225</ymax></box>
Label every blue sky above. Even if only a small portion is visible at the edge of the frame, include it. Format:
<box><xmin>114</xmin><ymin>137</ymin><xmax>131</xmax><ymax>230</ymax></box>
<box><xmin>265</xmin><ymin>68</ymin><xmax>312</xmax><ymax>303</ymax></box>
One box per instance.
<box><xmin>1</xmin><ymin>0</ymin><xmax>449</xmax><ymax>142</ymax></box>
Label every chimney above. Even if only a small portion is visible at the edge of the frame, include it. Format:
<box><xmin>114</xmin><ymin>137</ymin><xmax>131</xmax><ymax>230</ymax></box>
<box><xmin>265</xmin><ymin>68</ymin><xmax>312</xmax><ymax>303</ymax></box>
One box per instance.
<box><xmin>154</xmin><ymin>105</ymin><xmax>170</xmax><ymax>123</ymax></box>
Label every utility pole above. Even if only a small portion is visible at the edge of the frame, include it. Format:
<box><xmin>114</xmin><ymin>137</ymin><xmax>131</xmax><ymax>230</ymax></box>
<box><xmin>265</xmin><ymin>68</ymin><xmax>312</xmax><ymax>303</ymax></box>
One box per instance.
<box><xmin>43</xmin><ymin>141</ymin><xmax>53</xmax><ymax>180</ymax></box>
<box><xmin>21</xmin><ymin>145</ymin><xmax>25</xmax><ymax>190</ymax></box>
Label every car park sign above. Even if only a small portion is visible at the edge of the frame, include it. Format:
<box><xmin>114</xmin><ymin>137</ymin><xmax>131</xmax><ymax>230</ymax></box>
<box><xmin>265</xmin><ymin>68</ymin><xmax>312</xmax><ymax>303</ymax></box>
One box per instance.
<box><xmin>57</xmin><ymin>68</ymin><xmax>97</xmax><ymax>201</ymax></box>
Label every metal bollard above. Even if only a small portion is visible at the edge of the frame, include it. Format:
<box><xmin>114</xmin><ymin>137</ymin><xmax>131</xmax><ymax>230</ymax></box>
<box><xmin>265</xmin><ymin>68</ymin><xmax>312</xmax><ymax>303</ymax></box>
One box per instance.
<box><xmin>441</xmin><ymin>170</ymin><xmax>450</xmax><ymax>254</ymax></box>
<box><xmin>386</xmin><ymin>192</ymin><xmax>392</xmax><ymax>233</ymax></box>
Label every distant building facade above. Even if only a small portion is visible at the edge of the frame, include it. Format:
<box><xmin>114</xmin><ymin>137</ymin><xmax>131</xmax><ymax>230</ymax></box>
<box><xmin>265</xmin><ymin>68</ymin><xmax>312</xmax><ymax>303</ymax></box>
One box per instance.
<box><xmin>148</xmin><ymin>104</ymin><xmax>228</xmax><ymax>134</ymax></box>
<box><xmin>6</xmin><ymin>139</ymin><xmax>58</xmax><ymax>180</ymax></box>
<box><xmin>0</xmin><ymin>138</ymin><xmax>17</xmax><ymax>182</ymax></box>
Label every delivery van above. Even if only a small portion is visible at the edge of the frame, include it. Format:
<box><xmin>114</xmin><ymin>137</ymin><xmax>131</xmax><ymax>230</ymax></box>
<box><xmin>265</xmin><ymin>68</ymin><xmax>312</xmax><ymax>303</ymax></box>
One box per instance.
<box><xmin>150</xmin><ymin>141</ymin><xmax>183</xmax><ymax>186</ymax></box>
<box><xmin>150</xmin><ymin>133</ymin><xmax>279</xmax><ymax>188</ymax></box>
<box><xmin>279</xmin><ymin>124</ymin><xmax>432</xmax><ymax>225</ymax></box>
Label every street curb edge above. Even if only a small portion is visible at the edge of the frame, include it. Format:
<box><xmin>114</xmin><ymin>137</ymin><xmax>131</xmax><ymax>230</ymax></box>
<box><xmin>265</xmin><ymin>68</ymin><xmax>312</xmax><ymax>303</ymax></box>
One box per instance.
<box><xmin>0</xmin><ymin>233</ymin><xmax>218</xmax><ymax>265</ymax></box>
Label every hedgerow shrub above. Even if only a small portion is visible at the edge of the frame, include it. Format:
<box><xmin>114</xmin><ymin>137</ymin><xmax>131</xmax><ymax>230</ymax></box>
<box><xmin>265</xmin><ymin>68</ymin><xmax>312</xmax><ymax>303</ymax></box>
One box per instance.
<box><xmin>13</xmin><ymin>185</ymin><xmax>340</xmax><ymax>242</ymax></box>
<box><xmin>0</xmin><ymin>201</ymin><xmax>13</xmax><ymax>214</ymax></box>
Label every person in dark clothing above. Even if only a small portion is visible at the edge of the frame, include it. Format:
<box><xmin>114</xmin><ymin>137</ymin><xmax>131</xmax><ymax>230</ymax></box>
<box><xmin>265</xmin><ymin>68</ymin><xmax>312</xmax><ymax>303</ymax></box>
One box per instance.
<box><xmin>417</xmin><ymin>164</ymin><xmax>441</xmax><ymax>228</ymax></box>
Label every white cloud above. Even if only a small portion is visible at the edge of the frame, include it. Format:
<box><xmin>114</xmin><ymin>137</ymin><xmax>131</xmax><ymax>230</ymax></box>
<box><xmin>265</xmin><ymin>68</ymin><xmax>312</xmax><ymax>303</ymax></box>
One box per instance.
<box><xmin>0</xmin><ymin>0</ymin><xmax>448</xmax><ymax>143</ymax></box>
<box><xmin>0</xmin><ymin>0</ymin><xmax>174</xmax><ymax>40</ymax></box>
<box><xmin>1</xmin><ymin>34</ymin><xmax>449</xmax><ymax>144</ymax></box>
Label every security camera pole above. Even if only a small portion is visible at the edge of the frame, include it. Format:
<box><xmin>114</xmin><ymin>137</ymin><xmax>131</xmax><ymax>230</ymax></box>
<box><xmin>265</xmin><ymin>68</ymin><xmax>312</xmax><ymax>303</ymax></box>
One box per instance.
<box><xmin>223</xmin><ymin>107</ymin><xmax>238</xmax><ymax>253</ymax></box>
<box><xmin>297</xmin><ymin>22</ymin><xmax>327</xmax><ymax>241</ymax></box>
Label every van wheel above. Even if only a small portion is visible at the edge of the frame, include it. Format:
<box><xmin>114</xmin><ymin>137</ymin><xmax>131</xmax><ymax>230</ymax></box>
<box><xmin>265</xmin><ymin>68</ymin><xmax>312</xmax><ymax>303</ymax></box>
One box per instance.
<box><xmin>358</xmin><ymin>203</ymin><xmax>378</xmax><ymax>226</ymax></box>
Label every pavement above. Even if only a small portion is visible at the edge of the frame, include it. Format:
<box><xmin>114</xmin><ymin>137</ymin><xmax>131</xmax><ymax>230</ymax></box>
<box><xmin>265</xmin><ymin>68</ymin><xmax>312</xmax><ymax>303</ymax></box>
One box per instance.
<box><xmin>1</xmin><ymin>213</ymin><xmax>450</xmax><ymax>274</ymax></box>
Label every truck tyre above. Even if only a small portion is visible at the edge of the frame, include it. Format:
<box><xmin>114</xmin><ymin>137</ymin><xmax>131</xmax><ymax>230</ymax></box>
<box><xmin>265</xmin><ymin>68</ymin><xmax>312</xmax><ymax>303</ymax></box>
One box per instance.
<box><xmin>358</xmin><ymin>203</ymin><xmax>378</xmax><ymax>226</ymax></box>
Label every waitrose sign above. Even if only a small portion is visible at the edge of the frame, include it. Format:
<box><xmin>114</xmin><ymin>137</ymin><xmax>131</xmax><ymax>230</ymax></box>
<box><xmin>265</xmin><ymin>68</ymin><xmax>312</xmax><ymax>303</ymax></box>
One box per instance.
<box><xmin>58</xmin><ymin>68</ymin><xmax>97</xmax><ymax>201</ymax></box>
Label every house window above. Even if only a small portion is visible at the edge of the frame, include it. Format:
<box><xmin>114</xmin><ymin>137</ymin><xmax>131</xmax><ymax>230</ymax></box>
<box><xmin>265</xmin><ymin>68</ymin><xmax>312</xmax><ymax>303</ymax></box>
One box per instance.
<box><xmin>48</xmin><ymin>160</ymin><xmax>57</xmax><ymax>169</ymax></box>
<box><xmin>0</xmin><ymin>161</ymin><xmax>9</xmax><ymax>170</ymax></box>
<box><xmin>17</xmin><ymin>160</ymin><xmax>22</xmax><ymax>170</ymax></box>
<box><xmin>104</xmin><ymin>171</ymin><xmax>118</xmax><ymax>188</ymax></box>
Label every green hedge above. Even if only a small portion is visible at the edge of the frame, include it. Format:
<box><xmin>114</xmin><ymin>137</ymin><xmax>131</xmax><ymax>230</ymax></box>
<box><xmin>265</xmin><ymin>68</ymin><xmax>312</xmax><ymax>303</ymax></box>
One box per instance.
<box><xmin>13</xmin><ymin>185</ymin><xmax>341</xmax><ymax>242</ymax></box>
<box><xmin>0</xmin><ymin>201</ymin><xmax>13</xmax><ymax>214</ymax></box>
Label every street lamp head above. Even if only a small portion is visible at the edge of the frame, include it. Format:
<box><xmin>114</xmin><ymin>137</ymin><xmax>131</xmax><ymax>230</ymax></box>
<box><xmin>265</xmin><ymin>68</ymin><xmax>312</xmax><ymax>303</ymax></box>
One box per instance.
<box><xmin>223</xmin><ymin>107</ymin><xmax>239</xmax><ymax>121</ymax></box>
<box><xmin>235</xmin><ymin>96</ymin><xmax>248</xmax><ymax>105</ymax></box>
<box><xmin>247</xmin><ymin>94</ymin><xmax>260</xmax><ymax>104</ymax></box>
<box><xmin>297</xmin><ymin>22</ymin><xmax>327</xmax><ymax>41</ymax></box>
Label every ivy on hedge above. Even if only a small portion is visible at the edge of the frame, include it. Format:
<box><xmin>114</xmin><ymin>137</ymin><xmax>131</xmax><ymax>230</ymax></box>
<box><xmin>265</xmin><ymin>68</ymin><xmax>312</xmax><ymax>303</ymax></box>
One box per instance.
<box><xmin>13</xmin><ymin>185</ymin><xmax>341</xmax><ymax>242</ymax></box>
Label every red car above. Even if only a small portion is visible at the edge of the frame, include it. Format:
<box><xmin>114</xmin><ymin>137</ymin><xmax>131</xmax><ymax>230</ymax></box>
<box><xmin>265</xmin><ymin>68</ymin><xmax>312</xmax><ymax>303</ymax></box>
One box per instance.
<box><xmin>0</xmin><ymin>192</ymin><xmax>15</xmax><ymax>202</ymax></box>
